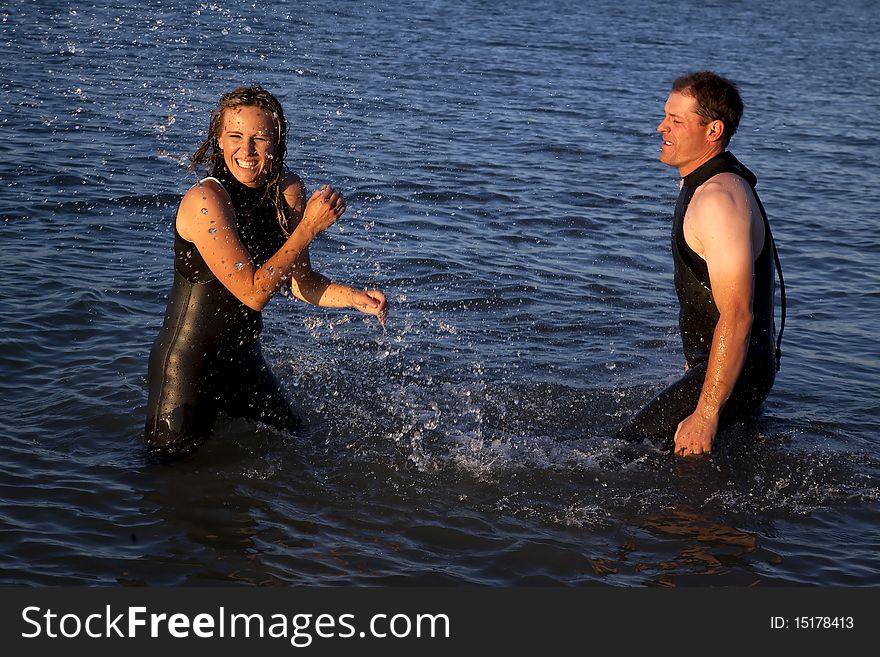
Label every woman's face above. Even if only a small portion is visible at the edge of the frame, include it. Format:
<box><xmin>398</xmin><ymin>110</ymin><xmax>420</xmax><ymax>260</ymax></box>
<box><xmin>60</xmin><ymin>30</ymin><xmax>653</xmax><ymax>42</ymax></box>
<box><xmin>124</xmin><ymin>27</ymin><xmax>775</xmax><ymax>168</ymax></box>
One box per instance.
<box><xmin>217</xmin><ymin>105</ymin><xmax>276</xmax><ymax>188</ymax></box>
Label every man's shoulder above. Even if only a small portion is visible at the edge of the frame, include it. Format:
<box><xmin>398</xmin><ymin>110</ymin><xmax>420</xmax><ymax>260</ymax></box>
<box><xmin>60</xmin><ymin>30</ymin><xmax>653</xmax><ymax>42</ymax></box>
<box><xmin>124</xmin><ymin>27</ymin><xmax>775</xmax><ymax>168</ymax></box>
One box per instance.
<box><xmin>686</xmin><ymin>174</ymin><xmax>756</xmax><ymax>250</ymax></box>
<box><xmin>692</xmin><ymin>173</ymin><xmax>752</xmax><ymax>216</ymax></box>
<box><xmin>697</xmin><ymin>171</ymin><xmax>750</xmax><ymax>196</ymax></box>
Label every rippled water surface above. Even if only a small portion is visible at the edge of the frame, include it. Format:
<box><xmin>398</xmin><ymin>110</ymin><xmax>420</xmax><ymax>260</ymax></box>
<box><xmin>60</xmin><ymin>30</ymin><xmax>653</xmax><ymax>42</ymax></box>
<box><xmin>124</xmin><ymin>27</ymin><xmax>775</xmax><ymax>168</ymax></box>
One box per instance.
<box><xmin>1</xmin><ymin>0</ymin><xmax>879</xmax><ymax>586</ymax></box>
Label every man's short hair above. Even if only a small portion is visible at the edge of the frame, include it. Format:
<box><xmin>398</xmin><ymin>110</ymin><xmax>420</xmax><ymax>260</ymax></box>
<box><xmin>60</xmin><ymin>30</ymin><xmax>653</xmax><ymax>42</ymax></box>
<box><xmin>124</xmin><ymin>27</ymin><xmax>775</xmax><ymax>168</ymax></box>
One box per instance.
<box><xmin>672</xmin><ymin>71</ymin><xmax>744</xmax><ymax>147</ymax></box>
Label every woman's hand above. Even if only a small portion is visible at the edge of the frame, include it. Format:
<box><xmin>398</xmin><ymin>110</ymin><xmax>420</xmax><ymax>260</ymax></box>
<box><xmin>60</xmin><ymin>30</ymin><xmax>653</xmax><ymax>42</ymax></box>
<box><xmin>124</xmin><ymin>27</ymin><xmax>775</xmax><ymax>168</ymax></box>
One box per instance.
<box><xmin>351</xmin><ymin>289</ymin><xmax>388</xmax><ymax>327</ymax></box>
<box><xmin>300</xmin><ymin>185</ymin><xmax>346</xmax><ymax>237</ymax></box>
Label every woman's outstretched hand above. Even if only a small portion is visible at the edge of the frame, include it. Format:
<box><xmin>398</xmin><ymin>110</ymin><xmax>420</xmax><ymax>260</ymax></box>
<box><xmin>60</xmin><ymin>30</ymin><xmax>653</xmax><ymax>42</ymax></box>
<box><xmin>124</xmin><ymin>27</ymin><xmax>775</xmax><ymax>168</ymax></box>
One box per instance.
<box><xmin>352</xmin><ymin>289</ymin><xmax>388</xmax><ymax>327</ymax></box>
<box><xmin>301</xmin><ymin>185</ymin><xmax>346</xmax><ymax>236</ymax></box>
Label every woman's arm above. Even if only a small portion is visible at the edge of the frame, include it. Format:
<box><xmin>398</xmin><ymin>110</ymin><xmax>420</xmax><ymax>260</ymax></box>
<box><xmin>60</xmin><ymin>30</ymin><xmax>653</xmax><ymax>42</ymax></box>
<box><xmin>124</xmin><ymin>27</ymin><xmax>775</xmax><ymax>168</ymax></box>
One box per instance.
<box><xmin>176</xmin><ymin>178</ymin><xmax>344</xmax><ymax>312</ymax></box>
<box><xmin>289</xmin><ymin>248</ymin><xmax>388</xmax><ymax>324</ymax></box>
<box><xmin>282</xmin><ymin>176</ymin><xmax>388</xmax><ymax>325</ymax></box>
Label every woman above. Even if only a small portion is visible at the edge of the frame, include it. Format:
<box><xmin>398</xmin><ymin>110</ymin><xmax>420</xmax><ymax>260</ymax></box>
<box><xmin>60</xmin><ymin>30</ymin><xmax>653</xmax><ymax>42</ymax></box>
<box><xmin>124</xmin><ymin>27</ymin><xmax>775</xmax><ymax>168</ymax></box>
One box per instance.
<box><xmin>145</xmin><ymin>86</ymin><xmax>387</xmax><ymax>460</ymax></box>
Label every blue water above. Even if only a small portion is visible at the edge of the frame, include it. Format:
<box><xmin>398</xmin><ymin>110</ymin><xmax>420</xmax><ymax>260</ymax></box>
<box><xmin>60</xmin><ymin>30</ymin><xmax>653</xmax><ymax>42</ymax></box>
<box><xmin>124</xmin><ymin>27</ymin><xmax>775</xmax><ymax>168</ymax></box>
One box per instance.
<box><xmin>1</xmin><ymin>0</ymin><xmax>878</xmax><ymax>586</ymax></box>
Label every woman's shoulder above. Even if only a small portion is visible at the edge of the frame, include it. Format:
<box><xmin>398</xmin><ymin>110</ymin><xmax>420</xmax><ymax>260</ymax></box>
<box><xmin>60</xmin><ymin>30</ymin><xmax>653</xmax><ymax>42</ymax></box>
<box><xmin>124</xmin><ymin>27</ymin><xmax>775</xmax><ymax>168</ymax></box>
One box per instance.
<box><xmin>281</xmin><ymin>171</ymin><xmax>306</xmax><ymax>195</ymax></box>
<box><xmin>176</xmin><ymin>178</ymin><xmax>234</xmax><ymax>241</ymax></box>
<box><xmin>186</xmin><ymin>176</ymin><xmax>229</xmax><ymax>197</ymax></box>
<box><xmin>281</xmin><ymin>171</ymin><xmax>306</xmax><ymax>209</ymax></box>
<box><xmin>179</xmin><ymin>177</ymin><xmax>232</xmax><ymax>209</ymax></box>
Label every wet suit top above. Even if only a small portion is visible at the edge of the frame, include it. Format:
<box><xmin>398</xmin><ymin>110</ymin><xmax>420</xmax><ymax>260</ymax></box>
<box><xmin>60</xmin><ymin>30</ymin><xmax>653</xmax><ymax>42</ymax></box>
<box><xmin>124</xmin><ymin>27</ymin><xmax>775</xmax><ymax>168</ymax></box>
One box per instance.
<box><xmin>144</xmin><ymin>162</ymin><xmax>300</xmax><ymax>458</ymax></box>
<box><xmin>672</xmin><ymin>151</ymin><xmax>785</xmax><ymax>370</ymax></box>
<box><xmin>172</xmin><ymin>164</ymin><xmax>287</xmax><ymax>344</ymax></box>
<box><xmin>620</xmin><ymin>152</ymin><xmax>785</xmax><ymax>444</ymax></box>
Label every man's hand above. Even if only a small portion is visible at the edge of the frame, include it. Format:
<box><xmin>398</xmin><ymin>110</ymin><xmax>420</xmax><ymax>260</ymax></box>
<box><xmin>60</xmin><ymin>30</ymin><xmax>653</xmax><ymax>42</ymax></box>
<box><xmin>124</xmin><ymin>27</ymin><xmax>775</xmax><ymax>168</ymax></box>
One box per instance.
<box><xmin>673</xmin><ymin>410</ymin><xmax>718</xmax><ymax>456</ymax></box>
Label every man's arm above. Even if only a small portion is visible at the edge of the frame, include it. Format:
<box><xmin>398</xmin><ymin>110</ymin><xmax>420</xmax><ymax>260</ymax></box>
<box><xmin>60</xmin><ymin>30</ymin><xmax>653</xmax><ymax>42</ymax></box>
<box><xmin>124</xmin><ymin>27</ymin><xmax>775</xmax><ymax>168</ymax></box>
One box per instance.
<box><xmin>674</xmin><ymin>175</ymin><xmax>759</xmax><ymax>456</ymax></box>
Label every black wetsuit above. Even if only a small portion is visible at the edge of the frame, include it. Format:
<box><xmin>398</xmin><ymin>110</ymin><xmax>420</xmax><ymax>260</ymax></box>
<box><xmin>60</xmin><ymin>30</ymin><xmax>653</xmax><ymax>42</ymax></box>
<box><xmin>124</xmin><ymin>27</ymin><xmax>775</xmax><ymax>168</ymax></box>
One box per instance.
<box><xmin>622</xmin><ymin>152</ymin><xmax>783</xmax><ymax>446</ymax></box>
<box><xmin>144</xmin><ymin>164</ymin><xmax>300</xmax><ymax>459</ymax></box>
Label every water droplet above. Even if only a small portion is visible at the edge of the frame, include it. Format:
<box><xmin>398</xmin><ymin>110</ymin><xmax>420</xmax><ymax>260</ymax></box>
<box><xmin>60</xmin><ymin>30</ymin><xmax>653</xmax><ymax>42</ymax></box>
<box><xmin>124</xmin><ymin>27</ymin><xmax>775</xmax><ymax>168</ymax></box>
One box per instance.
<box><xmin>208</xmin><ymin>228</ymin><xmax>217</xmax><ymax>234</ymax></box>
<box><xmin>234</xmin><ymin>261</ymin><xmax>245</xmax><ymax>270</ymax></box>
<box><xmin>201</xmin><ymin>207</ymin><xmax>208</xmax><ymax>215</ymax></box>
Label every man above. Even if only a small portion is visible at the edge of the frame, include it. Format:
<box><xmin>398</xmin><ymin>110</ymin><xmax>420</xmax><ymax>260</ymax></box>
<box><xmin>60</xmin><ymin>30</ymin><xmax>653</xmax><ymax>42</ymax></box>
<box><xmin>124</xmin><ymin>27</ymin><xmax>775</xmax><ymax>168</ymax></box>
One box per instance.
<box><xmin>623</xmin><ymin>71</ymin><xmax>784</xmax><ymax>457</ymax></box>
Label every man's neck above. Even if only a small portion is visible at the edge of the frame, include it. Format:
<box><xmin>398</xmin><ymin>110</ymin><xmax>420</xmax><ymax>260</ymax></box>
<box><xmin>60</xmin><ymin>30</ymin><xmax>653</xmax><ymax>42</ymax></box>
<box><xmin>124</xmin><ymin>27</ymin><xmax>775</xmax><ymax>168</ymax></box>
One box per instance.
<box><xmin>678</xmin><ymin>146</ymin><xmax>725</xmax><ymax>178</ymax></box>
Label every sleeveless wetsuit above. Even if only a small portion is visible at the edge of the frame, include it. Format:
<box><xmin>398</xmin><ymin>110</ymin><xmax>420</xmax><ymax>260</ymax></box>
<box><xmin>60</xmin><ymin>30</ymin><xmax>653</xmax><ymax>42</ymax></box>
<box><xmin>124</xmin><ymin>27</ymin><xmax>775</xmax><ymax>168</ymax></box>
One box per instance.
<box><xmin>622</xmin><ymin>151</ymin><xmax>783</xmax><ymax>447</ymax></box>
<box><xmin>144</xmin><ymin>163</ymin><xmax>300</xmax><ymax>459</ymax></box>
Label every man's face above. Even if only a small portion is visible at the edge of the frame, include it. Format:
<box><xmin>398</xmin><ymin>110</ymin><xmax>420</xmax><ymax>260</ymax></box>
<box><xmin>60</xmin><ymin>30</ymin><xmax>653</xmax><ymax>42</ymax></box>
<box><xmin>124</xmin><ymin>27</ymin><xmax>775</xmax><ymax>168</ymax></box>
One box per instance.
<box><xmin>657</xmin><ymin>91</ymin><xmax>716</xmax><ymax>175</ymax></box>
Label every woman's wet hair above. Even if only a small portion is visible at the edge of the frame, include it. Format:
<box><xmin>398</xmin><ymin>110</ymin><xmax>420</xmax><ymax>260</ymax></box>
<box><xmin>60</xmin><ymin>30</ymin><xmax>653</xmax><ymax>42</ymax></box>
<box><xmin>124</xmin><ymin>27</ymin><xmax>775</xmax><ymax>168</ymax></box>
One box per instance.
<box><xmin>672</xmin><ymin>71</ymin><xmax>744</xmax><ymax>147</ymax></box>
<box><xmin>191</xmin><ymin>86</ymin><xmax>292</xmax><ymax>233</ymax></box>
